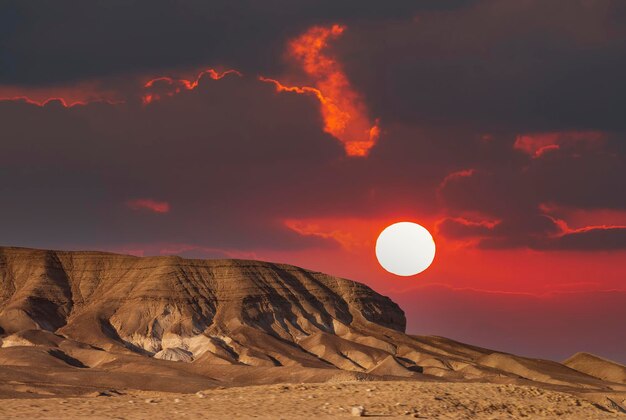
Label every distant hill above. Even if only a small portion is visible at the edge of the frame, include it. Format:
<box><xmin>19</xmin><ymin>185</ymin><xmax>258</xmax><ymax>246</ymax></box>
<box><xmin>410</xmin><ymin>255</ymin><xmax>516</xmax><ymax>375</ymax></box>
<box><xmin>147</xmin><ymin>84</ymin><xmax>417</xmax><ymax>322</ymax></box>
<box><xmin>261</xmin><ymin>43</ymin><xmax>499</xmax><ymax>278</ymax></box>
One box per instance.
<box><xmin>564</xmin><ymin>352</ymin><xmax>626</xmax><ymax>384</ymax></box>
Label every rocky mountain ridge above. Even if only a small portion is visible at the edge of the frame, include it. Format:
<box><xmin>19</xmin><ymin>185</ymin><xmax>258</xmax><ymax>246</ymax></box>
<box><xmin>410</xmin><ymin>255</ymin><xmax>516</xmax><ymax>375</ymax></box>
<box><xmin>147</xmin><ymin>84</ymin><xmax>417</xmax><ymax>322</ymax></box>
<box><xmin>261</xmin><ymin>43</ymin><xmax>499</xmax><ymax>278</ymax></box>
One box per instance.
<box><xmin>0</xmin><ymin>247</ymin><xmax>404</xmax><ymax>367</ymax></box>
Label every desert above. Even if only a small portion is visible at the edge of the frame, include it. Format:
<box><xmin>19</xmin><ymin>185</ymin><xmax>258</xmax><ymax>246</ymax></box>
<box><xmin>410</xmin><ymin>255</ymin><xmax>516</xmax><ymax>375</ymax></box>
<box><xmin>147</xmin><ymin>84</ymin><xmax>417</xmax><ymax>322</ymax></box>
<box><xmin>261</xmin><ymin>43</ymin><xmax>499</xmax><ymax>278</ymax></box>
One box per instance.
<box><xmin>4</xmin><ymin>2</ymin><xmax>626</xmax><ymax>418</ymax></box>
<box><xmin>0</xmin><ymin>246</ymin><xmax>624</xmax><ymax>418</ymax></box>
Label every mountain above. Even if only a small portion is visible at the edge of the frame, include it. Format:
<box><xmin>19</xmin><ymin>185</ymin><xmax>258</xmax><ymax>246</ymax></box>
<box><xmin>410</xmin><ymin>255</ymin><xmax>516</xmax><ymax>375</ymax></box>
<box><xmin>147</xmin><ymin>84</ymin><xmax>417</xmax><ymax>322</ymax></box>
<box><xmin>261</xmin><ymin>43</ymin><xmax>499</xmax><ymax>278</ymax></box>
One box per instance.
<box><xmin>0</xmin><ymin>246</ymin><xmax>624</xmax><ymax>412</ymax></box>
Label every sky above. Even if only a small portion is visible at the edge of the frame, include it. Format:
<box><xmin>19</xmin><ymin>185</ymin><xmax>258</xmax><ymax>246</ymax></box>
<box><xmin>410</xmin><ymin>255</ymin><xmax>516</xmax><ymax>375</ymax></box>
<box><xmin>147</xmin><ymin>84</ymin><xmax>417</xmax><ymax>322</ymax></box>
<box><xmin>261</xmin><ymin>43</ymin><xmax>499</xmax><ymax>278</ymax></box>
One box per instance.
<box><xmin>1</xmin><ymin>0</ymin><xmax>625</xmax><ymax>363</ymax></box>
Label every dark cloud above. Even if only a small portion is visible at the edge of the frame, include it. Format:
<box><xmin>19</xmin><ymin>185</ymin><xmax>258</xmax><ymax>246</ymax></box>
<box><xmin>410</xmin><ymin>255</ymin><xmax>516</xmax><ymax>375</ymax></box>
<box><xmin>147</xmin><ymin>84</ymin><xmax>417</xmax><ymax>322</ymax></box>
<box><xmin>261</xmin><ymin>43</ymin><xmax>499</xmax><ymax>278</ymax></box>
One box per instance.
<box><xmin>525</xmin><ymin>142</ymin><xmax>626</xmax><ymax>210</ymax></box>
<box><xmin>547</xmin><ymin>227</ymin><xmax>626</xmax><ymax>251</ymax></box>
<box><xmin>0</xmin><ymin>0</ymin><xmax>471</xmax><ymax>86</ymax></box>
<box><xmin>437</xmin><ymin>218</ymin><xmax>495</xmax><ymax>239</ymax></box>
<box><xmin>1</xmin><ymin>0</ymin><xmax>625</xmax><ymax>253</ymax></box>
<box><xmin>0</xmin><ymin>75</ymin><xmax>468</xmax><ymax>251</ymax></box>
<box><xmin>437</xmin><ymin>133</ymin><xmax>626</xmax><ymax>250</ymax></box>
<box><xmin>0</xmin><ymin>76</ymin><xmax>345</xmax><ymax>250</ymax></box>
<box><xmin>341</xmin><ymin>0</ymin><xmax>626</xmax><ymax>131</ymax></box>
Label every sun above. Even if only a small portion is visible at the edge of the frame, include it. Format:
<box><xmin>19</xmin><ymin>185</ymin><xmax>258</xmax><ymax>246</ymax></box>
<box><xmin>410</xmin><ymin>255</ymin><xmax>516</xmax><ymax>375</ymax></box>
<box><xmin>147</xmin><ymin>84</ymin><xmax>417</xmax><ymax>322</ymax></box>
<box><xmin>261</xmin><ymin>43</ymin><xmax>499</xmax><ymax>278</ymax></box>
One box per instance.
<box><xmin>375</xmin><ymin>222</ymin><xmax>436</xmax><ymax>276</ymax></box>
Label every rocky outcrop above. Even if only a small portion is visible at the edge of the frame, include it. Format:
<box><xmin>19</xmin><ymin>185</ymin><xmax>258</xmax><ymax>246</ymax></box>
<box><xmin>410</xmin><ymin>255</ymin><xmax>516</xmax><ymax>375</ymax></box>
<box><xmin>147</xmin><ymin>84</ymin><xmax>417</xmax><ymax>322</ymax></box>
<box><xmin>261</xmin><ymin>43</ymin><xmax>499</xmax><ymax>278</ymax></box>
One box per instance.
<box><xmin>0</xmin><ymin>246</ymin><xmax>405</xmax><ymax>370</ymax></box>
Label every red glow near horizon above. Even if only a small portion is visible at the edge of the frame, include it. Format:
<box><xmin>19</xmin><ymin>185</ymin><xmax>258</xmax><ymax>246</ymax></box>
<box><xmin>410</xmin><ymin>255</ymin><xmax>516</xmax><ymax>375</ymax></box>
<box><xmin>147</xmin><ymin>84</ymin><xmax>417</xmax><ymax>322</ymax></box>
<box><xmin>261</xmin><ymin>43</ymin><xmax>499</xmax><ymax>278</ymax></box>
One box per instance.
<box><xmin>261</xmin><ymin>24</ymin><xmax>380</xmax><ymax>157</ymax></box>
<box><xmin>276</xmin><ymin>215</ymin><xmax>626</xmax><ymax>294</ymax></box>
<box><xmin>126</xmin><ymin>199</ymin><xmax>171</xmax><ymax>214</ymax></box>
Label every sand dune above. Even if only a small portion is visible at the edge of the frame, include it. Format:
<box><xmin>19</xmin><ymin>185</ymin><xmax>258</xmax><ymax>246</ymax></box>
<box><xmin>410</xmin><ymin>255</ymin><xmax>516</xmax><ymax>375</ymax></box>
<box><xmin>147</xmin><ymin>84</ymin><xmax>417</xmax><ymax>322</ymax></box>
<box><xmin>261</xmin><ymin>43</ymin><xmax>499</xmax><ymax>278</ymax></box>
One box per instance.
<box><xmin>564</xmin><ymin>352</ymin><xmax>626</xmax><ymax>384</ymax></box>
<box><xmin>0</xmin><ymin>246</ymin><xmax>625</xmax><ymax>417</ymax></box>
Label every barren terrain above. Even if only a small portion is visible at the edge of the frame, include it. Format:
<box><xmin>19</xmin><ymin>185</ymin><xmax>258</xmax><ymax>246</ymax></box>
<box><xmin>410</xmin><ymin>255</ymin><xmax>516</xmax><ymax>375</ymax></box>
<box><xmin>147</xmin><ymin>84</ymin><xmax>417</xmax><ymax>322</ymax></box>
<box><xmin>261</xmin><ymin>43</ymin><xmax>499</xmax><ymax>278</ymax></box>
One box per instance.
<box><xmin>1</xmin><ymin>381</ymin><xmax>625</xmax><ymax>419</ymax></box>
<box><xmin>0</xmin><ymin>247</ymin><xmax>624</xmax><ymax>418</ymax></box>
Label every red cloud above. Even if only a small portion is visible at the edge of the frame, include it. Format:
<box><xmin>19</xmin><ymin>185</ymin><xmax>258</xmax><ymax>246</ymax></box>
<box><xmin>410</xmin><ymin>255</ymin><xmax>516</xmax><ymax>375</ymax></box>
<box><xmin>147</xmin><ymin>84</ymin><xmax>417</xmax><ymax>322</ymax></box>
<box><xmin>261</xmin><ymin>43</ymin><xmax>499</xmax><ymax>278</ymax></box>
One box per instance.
<box><xmin>544</xmin><ymin>215</ymin><xmax>626</xmax><ymax>249</ymax></box>
<box><xmin>438</xmin><ymin>168</ymin><xmax>476</xmax><ymax>191</ymax></box>
<box><xmin>126</xmin><ymin>199</ymin><xmax>170</xmax><ymax>214</ymax></box>
<box><xmin>514</xmin><ymin>130</ymin><xmax>605</xmax><ymax>158</ymax></box>
<box><xmin>142</xmin><ymin>68</ymin><xmax>241</xmax><ymax>104</ymax></box>
<box><xmin>260</xmin><ymin>24</ymin><xmax>379</xmax><ymax>157</ymax></box>
<box><xmin>0</xmin><ymin>77</ymin><xmax>128</xmax><ymax>107</ymax></box>
<box><xmin>283</xmin><ymin>218</ymin><xmax>361</xmax><ymax>250</ymax></box>
<box><xmin>436</xmin><ymin>217</ymin><xmax>500</xmax><ymax>239</ymax></box>
<box><xmin>0</xmin><ymin>68</ymin><xmax>241</xmax><ymax>108</ymax></box>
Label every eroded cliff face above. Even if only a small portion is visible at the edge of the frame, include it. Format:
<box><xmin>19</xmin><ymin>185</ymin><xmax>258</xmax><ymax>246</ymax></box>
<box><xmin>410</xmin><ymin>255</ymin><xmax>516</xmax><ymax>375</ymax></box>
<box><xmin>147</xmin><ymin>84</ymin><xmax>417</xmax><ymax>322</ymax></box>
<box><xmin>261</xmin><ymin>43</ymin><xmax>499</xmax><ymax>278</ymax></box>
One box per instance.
<box><xmin>0</xmin><ymin>247</ymin><xmax>405</xmax><ymax>368</ymax></box>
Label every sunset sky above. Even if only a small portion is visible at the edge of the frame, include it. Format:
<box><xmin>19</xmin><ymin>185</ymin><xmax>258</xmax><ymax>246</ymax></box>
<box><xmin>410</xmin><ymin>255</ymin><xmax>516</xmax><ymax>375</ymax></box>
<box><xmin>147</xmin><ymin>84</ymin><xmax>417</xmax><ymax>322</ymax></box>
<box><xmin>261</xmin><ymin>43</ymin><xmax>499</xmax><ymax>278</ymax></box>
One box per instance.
<box><xmin>1</xmin><ymin>1</ymin><xmax>625</xmax><ymax>363</ymax></box>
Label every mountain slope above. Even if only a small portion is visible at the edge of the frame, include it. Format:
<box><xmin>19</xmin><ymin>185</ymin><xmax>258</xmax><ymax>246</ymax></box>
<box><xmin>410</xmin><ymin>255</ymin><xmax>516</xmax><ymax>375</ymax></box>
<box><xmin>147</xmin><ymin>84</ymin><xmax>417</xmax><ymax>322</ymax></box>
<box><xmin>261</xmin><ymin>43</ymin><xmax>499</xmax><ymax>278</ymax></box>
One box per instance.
<box><xmin>0</xmin><ymin>246</ymin><xmax>404</xmax><ymax>366</ymax></box>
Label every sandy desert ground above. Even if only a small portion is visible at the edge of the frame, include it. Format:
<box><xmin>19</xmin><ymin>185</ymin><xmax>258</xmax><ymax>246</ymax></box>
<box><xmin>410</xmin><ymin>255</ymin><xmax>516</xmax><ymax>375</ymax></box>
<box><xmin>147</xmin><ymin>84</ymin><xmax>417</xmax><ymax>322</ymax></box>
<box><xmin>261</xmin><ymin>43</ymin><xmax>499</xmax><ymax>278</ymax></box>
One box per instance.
<box><xmin>1</xmin><ymin>380</ymin><xmax>625</xmax><ymax>419</ymax></box>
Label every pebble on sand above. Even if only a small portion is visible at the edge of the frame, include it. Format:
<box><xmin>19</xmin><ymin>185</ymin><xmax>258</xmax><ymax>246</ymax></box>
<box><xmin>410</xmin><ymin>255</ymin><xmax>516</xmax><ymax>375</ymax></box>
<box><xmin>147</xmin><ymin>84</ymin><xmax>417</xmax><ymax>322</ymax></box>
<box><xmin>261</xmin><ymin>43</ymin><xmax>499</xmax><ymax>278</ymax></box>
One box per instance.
<box><xmin>351</xmin><ymin>405</ymin><xmax>366</xmax><ymax>416</ymax></box>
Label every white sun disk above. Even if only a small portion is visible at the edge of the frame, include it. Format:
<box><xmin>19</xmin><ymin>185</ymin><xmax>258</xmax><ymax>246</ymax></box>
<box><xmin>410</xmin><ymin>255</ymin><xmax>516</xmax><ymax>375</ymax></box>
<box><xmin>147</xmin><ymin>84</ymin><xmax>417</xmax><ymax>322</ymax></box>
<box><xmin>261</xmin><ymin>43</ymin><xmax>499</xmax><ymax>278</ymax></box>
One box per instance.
<box><xmin>375</xmin><ymin>222</ymin><xmax>436</xmax><ymax>276</ymax></box>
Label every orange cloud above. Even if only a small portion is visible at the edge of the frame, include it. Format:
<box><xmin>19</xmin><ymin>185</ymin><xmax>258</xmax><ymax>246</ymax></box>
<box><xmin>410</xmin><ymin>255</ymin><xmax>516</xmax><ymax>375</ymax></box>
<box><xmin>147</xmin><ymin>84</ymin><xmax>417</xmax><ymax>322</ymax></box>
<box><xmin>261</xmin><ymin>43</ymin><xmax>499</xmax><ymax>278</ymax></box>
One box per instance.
<box><xmin>438</xmin><ymin>168</ymin><xmax>476</xmax><ymax>191</ymax></box>
<box><xmin>126</xmin><ymin>199</ymin><xmax>170</xmax><ymax>214</ymax></box>
<box><xmin>437</xmin><ymin>216</ymin><xmax>500</xmax><ymax>231</ymax></box>
<box><xmin>0</xmin><ymin>81</ymin><xmax>124</xmax><ymax>107</ymax></box>
<box><xmin>540</xmin><ymin>204</ymin><xmax>626</xmax><ymax>230</ymax></box>
<box><xmin>142</xmin><ymin>68</ymin><xmax>241</xmax><ymax>104</ymax></box>
<box><xmin>514</xmin><ymin>130</ymin><xmax>605</xmax><ymax>158</ymax></box>
<box><xmin>544</xmin><ymin>213</ymin><xmax>626</xmax><ymax>237</ymax></box>
<box><xmin>0</xmin><ymin>68</ymin><xmax>241</xmax><ymax>107</ymax></box>
<box><xmin>283</xmin><ymin>218</ymin><xmax>363</xmax><ymax>250</ymax></box>
<box><xmin>261</xmin><ymin>24</ymin><xmax>379</xmax><ymax>157</ymax></box>
<box><xmin>0</xmin><ymin>97</ymin><xmax>83</xmax><ymax>108</ymax></box>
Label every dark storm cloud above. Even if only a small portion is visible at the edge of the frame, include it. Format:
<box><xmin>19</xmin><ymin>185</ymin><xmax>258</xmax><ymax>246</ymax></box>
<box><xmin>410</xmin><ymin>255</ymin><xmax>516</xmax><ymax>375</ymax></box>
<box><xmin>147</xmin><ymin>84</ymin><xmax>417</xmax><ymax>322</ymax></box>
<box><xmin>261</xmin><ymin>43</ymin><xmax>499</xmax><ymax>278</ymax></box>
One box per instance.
<box><xmin>2</xmin><ymin>83</ymin><xmax>625</xmax><ymax>252</ymax></box>
<box><xmin>0</xmin><ymin>75</ymin><xmax>345</xmax><ymax>250</ymax></box>
<box><xmin>471</xmin><ymin>226</ymin><xmax>626</xmax><ymax>251</ymax></box>
<box><xmin>0</xmin><ymin>75</ymin><xmax>461</xmax><ymax>252</ymax></box>
<box><xmin>340</xmin><ymin>0</ymin><xmax>626</xmax><ymax>131</ymax></box>
<box><xmin>437</xmin><ymin>130</ymin><xmax>626</xmax><ymax>250</ymax></box>
<box><xmin>525</xmin><ymin>141</ymin><xmax>626</xmax><ymax>210</ymax></box>
<box><xmin>436</xmin><ymin>218</ymin><xmax>495</xmax><ymax>239</ymax></box>
<box><xmin>550</xmin><ymin>227</ymin><xmax>626</xmax><ymax>251</ymax></box>
<box><xmin>0</xmin><ymin>0</ymin><xmax>472</xmax><ymax>86</ymax></box>
<box><xmin>1</xmin><ymin>0</ymin><xmax>625</xmax><ymax>253</ymax></box>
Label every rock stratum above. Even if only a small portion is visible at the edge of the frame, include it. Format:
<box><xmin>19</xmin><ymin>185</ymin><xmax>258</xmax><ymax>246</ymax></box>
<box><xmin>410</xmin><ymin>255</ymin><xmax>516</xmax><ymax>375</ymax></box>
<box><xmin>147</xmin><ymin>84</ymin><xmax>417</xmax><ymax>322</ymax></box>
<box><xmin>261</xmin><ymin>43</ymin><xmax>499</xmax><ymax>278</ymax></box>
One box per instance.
<box><xmin>0</xmin><ymin>246</ymin><xmax>624</xmax><ymax>413</ymax></box>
